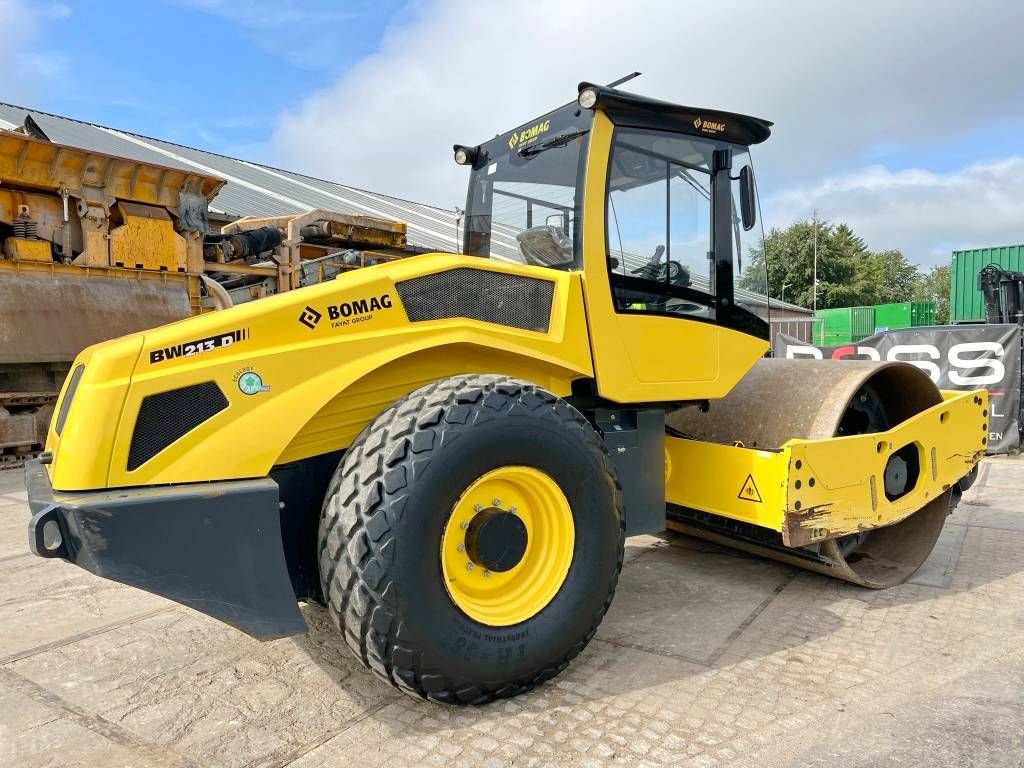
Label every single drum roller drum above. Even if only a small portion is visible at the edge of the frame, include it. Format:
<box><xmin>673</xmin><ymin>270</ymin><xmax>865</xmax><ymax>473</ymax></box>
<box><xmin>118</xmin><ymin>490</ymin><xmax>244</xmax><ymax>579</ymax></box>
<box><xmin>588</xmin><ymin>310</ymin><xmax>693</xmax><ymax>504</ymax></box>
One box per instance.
<box><xmin>667</xmin><ymin>359</ymin><xmax>952</xmax><ymax>588</ymax></box>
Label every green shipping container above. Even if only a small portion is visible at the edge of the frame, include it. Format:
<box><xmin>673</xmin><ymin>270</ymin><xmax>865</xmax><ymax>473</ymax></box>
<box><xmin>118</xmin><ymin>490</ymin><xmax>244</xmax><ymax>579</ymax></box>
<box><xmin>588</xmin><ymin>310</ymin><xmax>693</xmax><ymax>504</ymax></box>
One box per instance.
<box><xmin>950</xmin><ymin>244</ymin><xmax>1024</xmax><ymax>323</ymax></box>
<box><xmin>815</xmin><ymin>306</ymin><xmax>875</xmax><ymax>344</ymax></box>
<box><xmin>874</xmin><ymin>302</ymin><xmax>912</xmax><ymax>330</ymax></box>
<box><xmin>912</xmin><ymin>301</ymin><xmax>937</xmax><ymax>327</ymax></box>
<box><xmin>874</xmin><ymin>301</ymin><xmax>937</xmax><ymax>331</ymax></box>
<box><xmin>821</xmin><ymin>334</ymin><xmax>868</xmax><ymax>345</ymax></box>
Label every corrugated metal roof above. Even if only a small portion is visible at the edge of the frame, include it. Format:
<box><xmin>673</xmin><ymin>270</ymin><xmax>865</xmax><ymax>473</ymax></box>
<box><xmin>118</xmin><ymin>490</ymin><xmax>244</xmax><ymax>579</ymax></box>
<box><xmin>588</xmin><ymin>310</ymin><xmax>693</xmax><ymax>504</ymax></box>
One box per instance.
<box><xmin>0</xmin><ymin>102</ymin><xmax>807</xmax><ymax>314</ymax></box>
<box><xmin>0</xmin><ymin>102</ymin><xmax>461</xmax><ymax>252</ymax></box>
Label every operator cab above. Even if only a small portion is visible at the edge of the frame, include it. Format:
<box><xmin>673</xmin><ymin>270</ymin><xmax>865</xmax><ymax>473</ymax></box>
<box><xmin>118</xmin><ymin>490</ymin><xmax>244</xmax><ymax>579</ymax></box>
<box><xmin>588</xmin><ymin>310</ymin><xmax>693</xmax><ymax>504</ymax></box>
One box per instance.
<box><xmin>455</xmin><ymin>81</ymin><xmax>773</xmax><ymax>342</ymax></box>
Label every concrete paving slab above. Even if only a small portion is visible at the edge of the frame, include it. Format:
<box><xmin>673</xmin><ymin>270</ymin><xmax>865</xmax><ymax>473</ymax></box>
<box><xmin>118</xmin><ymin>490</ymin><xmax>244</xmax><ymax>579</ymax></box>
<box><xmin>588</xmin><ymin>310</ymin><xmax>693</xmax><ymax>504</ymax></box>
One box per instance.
<box><xmin>1</xmin><ymin>460</ymin><xmax>1023</xmax><ymax>768</ymax></box>
<box><xmin>967</xmin><ymin>504</ymin><xmax>1024</xmax><ymax>531</ymax></box>
<box><xmin>0</xmin><ymin>555</ymin><xmax>168</xmax><ymax>660</ymax></box>
<box><xmin>973</xmin><ymin>457</ymin><xmax>1024</xmax><ymax>490</ymax></box>
<box><xmin>734</xmin><ymin>647</ymin><xmax>1024</xmax><ymax>768</ymax></box>
<box><xmin>0</xmin><ymin>502</ymin><xmax>30</xmax><ymax>559</ymax></box>
<box><xmin>288</xmin><ymin>641</ymin><xmax>710</xmax><ymax>768</ymax></box>
<box><xmin>907</xmin><ymin>520</ymin><xmax>968</xmax><ymax>588</ymax></box>
<box><xmin>9</xmin><ymin>606</ymin><xmax>397</xmax><ymax>768</ymax></box>
<box><xmin>598</xmin><ymin>536</ymin><xmax>795</xmax><ymax>665</ymax></box>
<box><xmin>0</xmin><ymin>469</ymin><xmax>26</xmax><ymax>494</ymax></box>
<box><xmin>0</xmin><ymin>673</ymin><xmax>183</xmax><ymax>768</ymax></box>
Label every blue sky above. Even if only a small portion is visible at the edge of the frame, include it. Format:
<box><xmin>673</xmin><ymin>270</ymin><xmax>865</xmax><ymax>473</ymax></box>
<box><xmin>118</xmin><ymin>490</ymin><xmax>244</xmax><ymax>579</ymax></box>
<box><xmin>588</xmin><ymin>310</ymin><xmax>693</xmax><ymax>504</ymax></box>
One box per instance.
<box><xmin>3</xmin><ymin>0</ymin><xmax>1023</xmax><ymax>268</ymax></box>
<box><xmin>14</xmin><ymin>0</ymin><xmax>406</xmax><ymax>155</ymax></box>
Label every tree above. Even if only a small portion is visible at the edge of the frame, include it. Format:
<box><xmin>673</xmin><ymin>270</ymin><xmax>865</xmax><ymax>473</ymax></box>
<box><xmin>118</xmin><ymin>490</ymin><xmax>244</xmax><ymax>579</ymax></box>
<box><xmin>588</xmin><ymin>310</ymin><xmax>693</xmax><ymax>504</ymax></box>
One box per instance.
<box><xmin>739</xmin><ymin>217</ymin><xmax>924</xmax><ymax>310</ymax></box>
<box><xmin>864</xmin><ymin>249</ymin><xmax>922</xmax><ymax>303</ymax></box>
<box><xmin>913</xmin><ymin>264</ymin><xmax>951</xmax><ymax>324</ymax></box>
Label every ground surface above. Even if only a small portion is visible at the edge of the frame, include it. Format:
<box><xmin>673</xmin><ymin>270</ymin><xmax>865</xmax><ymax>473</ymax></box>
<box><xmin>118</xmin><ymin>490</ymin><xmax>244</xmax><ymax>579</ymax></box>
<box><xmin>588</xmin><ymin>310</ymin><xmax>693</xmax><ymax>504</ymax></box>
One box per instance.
<box><xmin>2</xmin><ymin>459</ymin><xmax>1023</xmax><ymax>768</ymax></box>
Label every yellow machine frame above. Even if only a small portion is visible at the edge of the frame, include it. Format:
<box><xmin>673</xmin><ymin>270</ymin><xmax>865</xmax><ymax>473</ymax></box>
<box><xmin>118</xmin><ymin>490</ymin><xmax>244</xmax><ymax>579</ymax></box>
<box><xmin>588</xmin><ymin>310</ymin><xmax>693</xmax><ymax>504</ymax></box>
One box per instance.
<box><xmin>666</xmin><ymin>389</ymin><xmax>986</xmax><ymax>545</ymax></box>
<box><xmin>43</xmin><ymin>92</ymin><xmax>984</xmax><ymax>554</ymax></box>
<box><xmin>25</xmin><ymin>82</ymin><xmax>990</xmax><ymax>704</ymax></box>
<box><xmin>46</xmin><ymin>110</ymin><xmax>770</xmax><ymax>489</ymax></box>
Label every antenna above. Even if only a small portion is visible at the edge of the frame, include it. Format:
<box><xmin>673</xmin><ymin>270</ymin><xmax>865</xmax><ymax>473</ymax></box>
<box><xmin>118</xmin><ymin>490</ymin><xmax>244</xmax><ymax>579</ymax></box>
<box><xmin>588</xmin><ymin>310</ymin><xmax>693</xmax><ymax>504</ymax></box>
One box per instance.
<box><xmin>606</xmin><ymin>72</ymin><xmax>642</xmax><ymax>88</ymax></box>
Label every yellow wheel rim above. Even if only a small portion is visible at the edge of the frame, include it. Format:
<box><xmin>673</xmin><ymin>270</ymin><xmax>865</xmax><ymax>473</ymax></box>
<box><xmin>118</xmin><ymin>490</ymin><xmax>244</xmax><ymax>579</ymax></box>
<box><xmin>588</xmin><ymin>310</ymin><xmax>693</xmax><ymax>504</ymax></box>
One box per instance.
<box><xmin>441</xmin><ymin>466</ymin><xmax>574</xmax><ymax>626</ymax></box>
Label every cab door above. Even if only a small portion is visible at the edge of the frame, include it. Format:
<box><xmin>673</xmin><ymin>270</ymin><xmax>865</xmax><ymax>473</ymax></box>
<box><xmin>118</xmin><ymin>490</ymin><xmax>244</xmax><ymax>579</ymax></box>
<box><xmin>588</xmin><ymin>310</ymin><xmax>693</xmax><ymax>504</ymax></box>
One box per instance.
<box><xmin>581</xmin><ymin>112</ymin><xmax>768</xmax><ymax>404</ymax></box>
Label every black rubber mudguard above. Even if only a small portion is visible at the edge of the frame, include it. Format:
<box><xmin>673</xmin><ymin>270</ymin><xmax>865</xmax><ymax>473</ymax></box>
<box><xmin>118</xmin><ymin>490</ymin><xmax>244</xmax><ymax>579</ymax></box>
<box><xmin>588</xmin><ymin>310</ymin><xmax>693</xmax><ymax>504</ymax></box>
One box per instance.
<box><xmin>25</xmin><ymin>459</ymin><xmax>307</xmax><ymax>639</ymax></box>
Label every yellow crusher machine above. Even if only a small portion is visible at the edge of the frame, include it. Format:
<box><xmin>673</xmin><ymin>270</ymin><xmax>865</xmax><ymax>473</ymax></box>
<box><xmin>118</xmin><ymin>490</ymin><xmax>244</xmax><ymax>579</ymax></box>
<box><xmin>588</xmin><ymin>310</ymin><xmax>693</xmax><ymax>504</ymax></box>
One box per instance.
<box><xmin>0</xmin><ymin>116</ymin><xmax>422</xmax><ymax>464</ymax></box>
<box><xmin>25</xmin><ymin>83</ymin><xmax>987</xmax><ymax>704</ymax></box>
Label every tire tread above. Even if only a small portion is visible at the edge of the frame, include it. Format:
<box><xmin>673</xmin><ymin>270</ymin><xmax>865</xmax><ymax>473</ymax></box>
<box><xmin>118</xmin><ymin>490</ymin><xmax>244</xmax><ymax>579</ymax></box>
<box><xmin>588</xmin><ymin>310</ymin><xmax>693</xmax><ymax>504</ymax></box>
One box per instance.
<box><xmin>318</xmin><ymin>374</ymin><xmax>624</xmax><ymax>704</ymax></box>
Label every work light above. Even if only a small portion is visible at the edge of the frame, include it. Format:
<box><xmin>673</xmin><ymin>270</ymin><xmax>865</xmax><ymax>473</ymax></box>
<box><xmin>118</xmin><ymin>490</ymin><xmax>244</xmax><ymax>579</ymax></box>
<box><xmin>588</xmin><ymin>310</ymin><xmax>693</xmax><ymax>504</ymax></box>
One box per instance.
<box><xmin>453</xmin><ymin>145</ymin><xmax>477</xmax><ymax>165</ymax></box>
<box><xmin>578</xmin><ymin>87</ymin><xmax>598</xmax><ymax>109</ymax></box>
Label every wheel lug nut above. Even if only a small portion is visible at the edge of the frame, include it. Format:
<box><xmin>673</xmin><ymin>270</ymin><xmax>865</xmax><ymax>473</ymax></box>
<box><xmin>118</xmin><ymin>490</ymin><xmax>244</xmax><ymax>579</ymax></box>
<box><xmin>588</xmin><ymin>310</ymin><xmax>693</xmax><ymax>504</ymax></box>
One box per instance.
<box><xmin>509</xmin><ymin>506</ymin><xmax>517</xmax><ymax>514</ymax></box>
<box><xmin>466</xmin><ymin>562</ymin><xmax>475</xmax><ymax>571</ymax></box>
<box><xmin>473</xmin><ymin>503</ymin><xmax>483</xmax><ymax>512</ymax></box>
<box><xmin>457</xmin><ymin>544</ymin><xmax>465</xmax><ymax>552</ymax></box>
<box><xmin>483</xmin><ymin>570</ymin><xmax>491</xmax><ymax>578</ymax></box>
<box><xmin>460</xmin><ymin>521</ymin><xmax>469</xmax><ymax>530</ymax></box>
<box><xmin>492</xmin><ymin>498</ymin><xmax>501</xmax><ymax>506</ymax></box>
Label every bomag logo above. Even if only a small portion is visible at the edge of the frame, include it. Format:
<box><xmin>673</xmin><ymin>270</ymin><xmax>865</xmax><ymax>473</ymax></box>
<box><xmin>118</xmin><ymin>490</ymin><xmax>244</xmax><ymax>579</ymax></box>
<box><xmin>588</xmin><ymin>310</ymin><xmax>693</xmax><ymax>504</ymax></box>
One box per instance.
<box><xmin>298</xmin><ymin>306</ymin><xmax>322</xmax><ymax>329</ymax></box>
<box><xmin>298</xmin><ymin>294</ymin><xmax>393</xmax><ymax>330</ymax></box>
<box><xmin>693</xmin><ymin>116</ymin><xmax>726</xmax><ymax>134</ymax></box>
<box><xmin>327</xmin><ymin>294</ymin><xmax>392</xmax><ymax>320</ymax></box>
<box><xmin>507</xmin><ymin>119</ymin><xmax>550</xmax><ymax>150</ymax></box>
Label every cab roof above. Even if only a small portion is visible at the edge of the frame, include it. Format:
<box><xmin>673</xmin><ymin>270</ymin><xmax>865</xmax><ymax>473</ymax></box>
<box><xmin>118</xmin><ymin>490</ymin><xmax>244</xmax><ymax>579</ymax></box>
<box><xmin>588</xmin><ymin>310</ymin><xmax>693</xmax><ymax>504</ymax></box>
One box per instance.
<box><xmin>578</xmin><ymin>81</ymin><xmax>773</xmax><ymax>146</ymax></box>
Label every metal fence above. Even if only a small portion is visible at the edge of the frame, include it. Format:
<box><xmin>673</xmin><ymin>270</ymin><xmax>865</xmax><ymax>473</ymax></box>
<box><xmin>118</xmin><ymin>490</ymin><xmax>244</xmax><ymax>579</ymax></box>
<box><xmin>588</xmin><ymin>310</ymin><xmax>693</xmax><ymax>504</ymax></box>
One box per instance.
<box><xmin>769</xmin><ymin>317</ymin><xmax>822</xmax><ymax>346</ymax></box>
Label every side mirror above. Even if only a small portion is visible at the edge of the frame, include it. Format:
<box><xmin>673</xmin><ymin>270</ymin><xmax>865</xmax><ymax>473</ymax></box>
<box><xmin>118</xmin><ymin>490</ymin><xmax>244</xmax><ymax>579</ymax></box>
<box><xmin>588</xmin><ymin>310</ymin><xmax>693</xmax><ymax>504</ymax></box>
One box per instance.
<box><xmin>739</xmin><ymin>165</ymin><xmax>757</xmax><ymax>231</ymax></box>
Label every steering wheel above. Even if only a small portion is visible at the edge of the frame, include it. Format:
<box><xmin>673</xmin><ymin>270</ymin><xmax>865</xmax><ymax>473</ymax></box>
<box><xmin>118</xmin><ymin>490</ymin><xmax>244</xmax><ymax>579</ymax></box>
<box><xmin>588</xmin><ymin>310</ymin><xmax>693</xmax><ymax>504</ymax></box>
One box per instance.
<box><xmin>630</xmin><ymin>247</ymin><xmax>687</xmax><ymax>286</ymax></box>
<box><xmin>630</xmin><ymin>245</ymin><xmax>666</xmax><ymax>280</ymax></box>
<box><xmin>664</xmin><ymin>260</ymin><xmax>685</xmax><ymax>284</ymax></box>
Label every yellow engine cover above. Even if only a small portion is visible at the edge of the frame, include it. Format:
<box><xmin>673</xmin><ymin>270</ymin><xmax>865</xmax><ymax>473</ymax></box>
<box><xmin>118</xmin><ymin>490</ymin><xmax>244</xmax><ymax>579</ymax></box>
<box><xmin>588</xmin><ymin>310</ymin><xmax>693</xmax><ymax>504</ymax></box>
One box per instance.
<box><xmin>47</xmin><ymin>254</ymin><xmax>596</xmax><ymax>490</ymax></box>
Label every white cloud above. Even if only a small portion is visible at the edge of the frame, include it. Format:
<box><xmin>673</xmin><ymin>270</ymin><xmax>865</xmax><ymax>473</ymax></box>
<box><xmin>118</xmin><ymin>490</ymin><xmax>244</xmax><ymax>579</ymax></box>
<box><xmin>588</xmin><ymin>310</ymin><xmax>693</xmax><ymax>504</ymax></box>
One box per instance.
<box><xmin>766</xmin><ymin>157</ymin><xmax>1024</xmax><ymax>266</ymax></box>
<box><xmin>269</xmin><ymin>0</ymin><xmax>1024</xmax><ymax>263</ymax></box>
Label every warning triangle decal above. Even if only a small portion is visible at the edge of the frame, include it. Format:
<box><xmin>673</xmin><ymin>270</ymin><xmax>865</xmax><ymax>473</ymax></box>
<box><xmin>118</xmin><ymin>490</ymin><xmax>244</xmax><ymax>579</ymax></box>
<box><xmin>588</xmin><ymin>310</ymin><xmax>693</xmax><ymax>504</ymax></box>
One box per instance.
<box><xmin>738</xmin><ymin>474</ymin><xmax>762</xmax><ymax>503</ymax></box>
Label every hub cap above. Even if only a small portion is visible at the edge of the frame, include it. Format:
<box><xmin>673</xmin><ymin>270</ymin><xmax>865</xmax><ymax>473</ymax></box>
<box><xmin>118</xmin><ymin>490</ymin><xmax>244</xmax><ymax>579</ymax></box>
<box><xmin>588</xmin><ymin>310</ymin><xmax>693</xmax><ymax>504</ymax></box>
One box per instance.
<box><xmin>465</xmin><ymin>508</ymin><xmax>528</xmax><ymax>572</ymax></box>
<box><xmin>441</xmin><ymin>466</ymin><xmax>574</xmax><ymax>626</ymax></box>
<box><xmin>884</xmin><ymin>454</ymin><xmax>909</xmax><ymax>497</ymax></box>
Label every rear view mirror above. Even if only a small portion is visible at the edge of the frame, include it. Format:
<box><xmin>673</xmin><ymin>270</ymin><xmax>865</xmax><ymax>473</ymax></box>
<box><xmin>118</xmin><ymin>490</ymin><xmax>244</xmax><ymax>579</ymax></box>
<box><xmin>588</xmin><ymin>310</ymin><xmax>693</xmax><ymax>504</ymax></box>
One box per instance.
<box><xmin>739</xmin><ymin>165</ymin><xmax>757</xmax><ymax>231</ymax></box>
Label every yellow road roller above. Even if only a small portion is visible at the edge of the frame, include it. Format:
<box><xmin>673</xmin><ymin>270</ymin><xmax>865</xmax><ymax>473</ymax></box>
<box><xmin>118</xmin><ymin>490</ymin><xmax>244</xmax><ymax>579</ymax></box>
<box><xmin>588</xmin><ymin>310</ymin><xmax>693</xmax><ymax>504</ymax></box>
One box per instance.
<box><xmin>25</xmin><ymin>82</ymin><xmax>987</xmax><ymax>704</ymax></box>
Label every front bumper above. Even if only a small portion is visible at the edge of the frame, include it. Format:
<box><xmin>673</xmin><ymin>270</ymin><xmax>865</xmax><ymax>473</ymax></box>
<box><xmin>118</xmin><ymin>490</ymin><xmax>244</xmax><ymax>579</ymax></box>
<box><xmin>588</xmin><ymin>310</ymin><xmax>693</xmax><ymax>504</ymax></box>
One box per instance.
<box><xmin>25</xmin><ymin>459</ymin><xmax>307</xmax><ymax>639</ymax></box>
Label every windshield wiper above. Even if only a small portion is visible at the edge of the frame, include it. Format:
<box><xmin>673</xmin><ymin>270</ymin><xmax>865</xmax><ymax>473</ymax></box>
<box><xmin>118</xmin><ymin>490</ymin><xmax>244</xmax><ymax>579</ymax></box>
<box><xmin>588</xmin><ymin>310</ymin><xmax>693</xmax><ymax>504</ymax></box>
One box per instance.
<box><xmin>518</xmin><ymin>129</ymin><xmax>589</xmax><ymax>157</ymax></box>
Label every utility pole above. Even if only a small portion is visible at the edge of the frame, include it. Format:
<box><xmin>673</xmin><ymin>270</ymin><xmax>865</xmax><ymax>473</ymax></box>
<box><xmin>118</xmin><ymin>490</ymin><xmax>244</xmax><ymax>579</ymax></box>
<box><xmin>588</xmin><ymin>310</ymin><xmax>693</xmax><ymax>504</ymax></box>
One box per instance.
<box><xmin>781</xmin><ymin>282</ymin><xmax>792</xmax><ymax>305</ymax></box>
<box><xmin>812</xmin><ymin>208</ymin><xmax>818</xmax><ymax>315</ymax></box>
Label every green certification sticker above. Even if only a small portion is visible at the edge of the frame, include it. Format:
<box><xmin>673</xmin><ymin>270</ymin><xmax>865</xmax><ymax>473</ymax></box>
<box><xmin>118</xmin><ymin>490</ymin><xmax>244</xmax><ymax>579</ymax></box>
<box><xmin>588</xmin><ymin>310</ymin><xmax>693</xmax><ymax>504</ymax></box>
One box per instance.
<box><xmin>238</xmin><ymin>372</ymin><xmax>269</xmax><ymax>396</ymax></box>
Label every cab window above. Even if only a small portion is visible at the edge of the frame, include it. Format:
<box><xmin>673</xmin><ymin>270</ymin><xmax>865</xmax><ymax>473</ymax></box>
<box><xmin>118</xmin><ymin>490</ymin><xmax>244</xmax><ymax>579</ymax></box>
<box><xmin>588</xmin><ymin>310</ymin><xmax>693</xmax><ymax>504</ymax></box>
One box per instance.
<box><xmin>463</xmin><ymin>104</ymin><xmax>591</xmax><ymax>268</ymax></box>
<box><xmin>606</xmin><ymin>128</ymin><xmax>756</xmax><ymax>319</ymax></box>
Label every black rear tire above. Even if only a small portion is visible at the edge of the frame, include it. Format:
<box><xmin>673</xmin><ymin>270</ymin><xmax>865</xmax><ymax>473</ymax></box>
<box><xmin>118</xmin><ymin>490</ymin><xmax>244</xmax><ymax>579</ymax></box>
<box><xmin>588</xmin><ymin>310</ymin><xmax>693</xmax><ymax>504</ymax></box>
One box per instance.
<box><xmin>317</xmin><ymin>374</ymin><xmax>624</xmax><ymax>704</ymax></box>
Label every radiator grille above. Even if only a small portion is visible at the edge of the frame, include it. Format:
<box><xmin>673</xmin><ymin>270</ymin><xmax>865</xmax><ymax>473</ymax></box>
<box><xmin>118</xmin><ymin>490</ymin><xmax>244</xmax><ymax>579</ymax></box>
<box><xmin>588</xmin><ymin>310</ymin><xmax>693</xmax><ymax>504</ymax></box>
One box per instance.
<box><xmin>127</xmin><ymin>381</ymin><xmax>228</xmax><ymax>471</ymax></box>
<box><xmin>396</xmin><ymin>268</ymin><xmax>555</xmax><ymax>332</ymax></box>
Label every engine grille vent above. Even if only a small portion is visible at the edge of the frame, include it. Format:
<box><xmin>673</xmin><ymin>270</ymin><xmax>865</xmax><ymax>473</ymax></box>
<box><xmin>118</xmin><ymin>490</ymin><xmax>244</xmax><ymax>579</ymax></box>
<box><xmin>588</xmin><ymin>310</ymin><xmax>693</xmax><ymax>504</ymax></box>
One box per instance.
<box><xmin>396</xmin><ymin>268</ymin><xmax>555</xmax><ymax>332</ymax></box>
<box><xmin>127</xmin><ymin>381</ymin><xmax>228</xmax><ymax>471</ymax></box>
